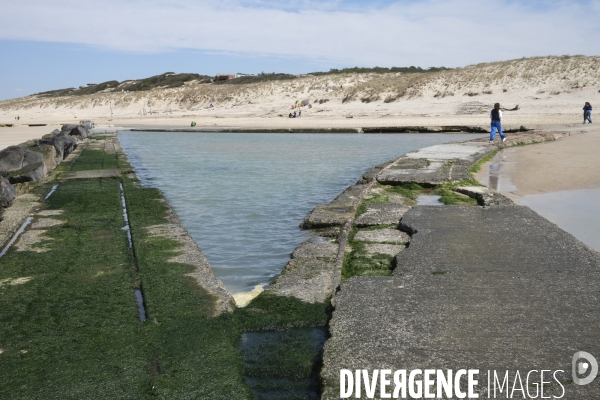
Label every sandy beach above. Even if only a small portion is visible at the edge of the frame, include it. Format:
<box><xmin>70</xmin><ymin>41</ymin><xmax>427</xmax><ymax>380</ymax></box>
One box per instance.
<box><xmin>2</xmin><ymin>56</ymin><xmax>599</xmax><ymax>149</ymax></box>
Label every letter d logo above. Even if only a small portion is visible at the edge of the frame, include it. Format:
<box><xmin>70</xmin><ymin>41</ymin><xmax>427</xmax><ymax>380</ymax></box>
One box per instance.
<box><xmin>572</xmin><ymin>351</ymin><xmax>598</xmax><ymax>385</ymax></box>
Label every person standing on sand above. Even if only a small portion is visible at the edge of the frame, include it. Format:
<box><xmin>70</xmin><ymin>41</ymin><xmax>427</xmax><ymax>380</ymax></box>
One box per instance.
<box><xmin>583</xmin><ymin>102</ymin><xmax>592</xmax><ymax>123</ymax></box>
<box><xmin>490</xmin><ymin>103</ymin><xmax>506</xmax><ymax>143</ymax></box>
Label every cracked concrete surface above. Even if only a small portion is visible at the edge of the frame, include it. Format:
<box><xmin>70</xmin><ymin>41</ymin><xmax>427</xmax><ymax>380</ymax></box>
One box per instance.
<box><xmin>266</xmin><ymin>238</ymin><xmax>339</xmax><ymax>303</ymax></box>
<box><xmin>322</xmin><ymin>206</ymin><xmax>600</xmax><ymax>399</ymax></box>
<box><xmin>355</xmin><ymin>204</ymin><xmax>411</xmax><ymax>227</ymax></box>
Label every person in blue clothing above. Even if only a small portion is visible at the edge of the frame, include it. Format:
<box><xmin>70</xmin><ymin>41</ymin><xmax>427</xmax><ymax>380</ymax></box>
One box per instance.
<box><xmin>583</xmin><ymin>102</ymin><xmax>592</xmax><ymax>123</ymax></box>
<box><xmin>490</xmin><ymin>103</ymin><xmax>506</xmax><ymax>143</ymax></box>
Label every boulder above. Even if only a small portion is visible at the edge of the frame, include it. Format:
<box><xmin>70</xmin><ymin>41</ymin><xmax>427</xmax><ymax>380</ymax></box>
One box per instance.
<box><xmin>17</xmin><ymin>140</ymin><xmax>37</xmax><ymax>148</ymax></box>
<box><xmin>0</xmin><ymin>146</ymin><xmax>25</xmax><ymax>172</ymax></box>
<box><xmin>60</xmin><ymin>124</ymin><xmax>78</xmax><ymax>133</ymax></box>
<box><xmin>61</xmin><ymin>123</ymin><xmax>88</xmax><ymax>138</ymax></box>
<box><xmin>0</xmin><ymin>176</ymin><xmax>17</xmax><ymax>207</ymax></box>
<box><xmin>71</xmin><ymin>126</ymin><xmax>88</xmax><ymax>138</ymax></box>
<box><xmin>38</xmin><ymin>132</ymin><xmax>77</xmax><ymax>164</ymax></box>
<box><xmin>42</xmin><ymin>129</ymin><xmax>60</xmax><ymax>139</ymax></box>
<box><xmin>0</xmin><ymin>146</ymin><xmax>46</xmax><ymax>183</ymax></box>
<box><xmin>81</xmin><ymin>121</ymin><xmax>94</xmax><ymax>130</ymax></box>
<box><xmin>29</xmin><ymin>144</ymin><xmax>58</xmax><ymax>172</ymax></box>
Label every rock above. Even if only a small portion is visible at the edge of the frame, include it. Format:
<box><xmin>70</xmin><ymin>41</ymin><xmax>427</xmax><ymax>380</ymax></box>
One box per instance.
<box><xmin>354</xmin><ymin>204</ymin><xmax>411</xmax><ymax>227</ymax></box>
<box><xmin>0</xmin><ymin>146</ymin><xmax>46</xmax><ymax>183</ymax></box>
<box><xmin>60</xmin><ymin>124</ymin><xmax>78</xmax><ymax>133</ymax></box>
<box><xmin>17</xmin><ymin>140</ymin><xmax>37</xmax><ymax>148</ymax></box>
<box><xmin>29</xmin><ymin>144</ymin><xmax>57</xmax><ymax>172</ymax></box>
<box><xmin>42</xmin><ymin>129</ymin><xmax>60</xmax><ymax>139</ymax></box>
<box><xmin>81</xmin><ymin>121</ymin><xmax>94</xmax><ymax>130</ymax></box>
<box><xmin>353</xmin><ymin>228</ymin><xmax>410</xmax><ymax>244</ymax></box>
<box><xmin>0</xmin><ymin>176</ymin><xmax>17</xmax><ymax>207</ymax></box>
<box><xmin>0</xmin><ymin>146</ymin><xmax>25</xmax><ymax>172</ymax></box>
<box><xmin>71</xmin><ymin>126</ymin><xmax>88</xmax><ymax>138</ymax></box>
<box><xmin>61</xmin><ymin>123</ymin><xmax>88</xmax><ymax>138</ymax></box>
<box><xmin>38</xmin><ymin>132</ymin><xmax>77</xmax><ymax>164</ymax></box>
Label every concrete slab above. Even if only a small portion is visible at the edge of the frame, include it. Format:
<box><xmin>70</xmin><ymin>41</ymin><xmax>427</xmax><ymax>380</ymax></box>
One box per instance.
<box><xmin>376</xmin><ymin>142</ymin><xmax>494</xmax><ymax>185</ymax></box>
<box><xmin>455</xmin><ymin>185</ymin><xmax>514</xmax><ymax>207</ymax></box>
<box><xmin>266</xmin><ymin>257</ymin><xmax>337</xmax><ymax>303</ymax></box>
<box><xmin>322</xmin><ymin>205</ymin><xmax>600</xmax><ymax>399</ymax></box>
<box><xmin>405</xmin><ymin>143</ymin><xmax>489</xmax><ymax>161</ymax></box>
<box><xmin>355</xmin><ymin>204</ymin><xmax>411</xmax><ymax>227</ymax></box>
<box><xmin>301</xmin><ymin>184</ymin><xmax>368</xmax><ymax>228</ymax></box>
<box><xmin>292</xmin><ymin>240</ymin><xmax>338</xmax><ymax>260</ymax></box>
<box><xmin>363</xmin><ymin>243</ymin><xmax>404</xmax><ymax>257</ymax></box>
<box><xmin>267</xmin><ymin>237</ymin><xmax>339</xmax><ymax>304</ymax></box>
<box><xmin>354</xmin><ymin>228</ymin><xmax>410</xmax><ymax>244</ymax></box>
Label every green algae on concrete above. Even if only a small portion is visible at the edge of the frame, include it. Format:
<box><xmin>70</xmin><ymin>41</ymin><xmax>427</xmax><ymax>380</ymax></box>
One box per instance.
<box><xmin>1</xmin><ymin>135</ymin><xmax>339</xmax><ymax>399</ymax></box>
<box><xmin>0</xmin><ymin>139</ymin><xmax>252</xmax><ymax>399</ymax></box>
<box><xmin>0</xmin><ymin>179</ymin><xmax>151</xmax><ymax>399</ymax></box>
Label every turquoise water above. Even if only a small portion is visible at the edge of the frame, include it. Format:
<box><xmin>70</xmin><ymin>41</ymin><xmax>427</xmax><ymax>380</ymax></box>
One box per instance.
<box><xmin>119</xmin><ymin>131</ymin><xmax>482</xmax><ymax>294</ymax></box>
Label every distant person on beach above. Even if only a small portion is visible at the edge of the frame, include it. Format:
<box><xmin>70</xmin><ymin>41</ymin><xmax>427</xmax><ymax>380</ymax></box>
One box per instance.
<box><xmin>583</xmin><ymin>102</ymin><xmax>592</xmax><ymax>123</ymax></box>
<box><xmin>288</xmin><ymin>113</ymin><xmax>293</xmax><ymax>118</ymax></box>
<box><xmin>490</xmin><ymin>103</ymin><xmax>506</xmax><ymax>143</ymax></box>
<box><xmin>298</xmin><ymin>111</ymin><xmax>301</xmax><ymax>117</ymax></box>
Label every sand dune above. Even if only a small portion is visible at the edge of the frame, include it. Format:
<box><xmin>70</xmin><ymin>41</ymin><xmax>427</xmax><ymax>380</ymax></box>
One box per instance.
<box><xmin>1</xmin><ymin>56</ymin><xmax>599</xmax><ymax>133</ymax></box>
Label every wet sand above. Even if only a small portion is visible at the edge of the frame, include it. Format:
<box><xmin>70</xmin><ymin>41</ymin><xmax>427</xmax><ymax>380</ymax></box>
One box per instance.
<box><xmin>475</xmin><ymin>124</ymin><xmax>600</xmax><ymax>197</ymax></box>
<box><xmin>476</xmin><ymin>124</ymin><xmax>600</xmax><ymax>251</ymax></box>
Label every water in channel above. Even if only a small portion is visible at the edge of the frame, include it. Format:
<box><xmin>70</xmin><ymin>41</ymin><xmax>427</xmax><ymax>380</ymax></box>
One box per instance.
<box><xmin>119</xmin><ymin>131</ymin><xmax>483</xmax><ymax>295</ymax></box>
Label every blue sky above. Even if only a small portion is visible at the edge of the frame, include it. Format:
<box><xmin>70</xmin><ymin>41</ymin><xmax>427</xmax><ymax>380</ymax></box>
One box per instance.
<box><xmin>1</xmin><ymin>0</ymin><xmax>599</xmax><ymax>100</ymax></box>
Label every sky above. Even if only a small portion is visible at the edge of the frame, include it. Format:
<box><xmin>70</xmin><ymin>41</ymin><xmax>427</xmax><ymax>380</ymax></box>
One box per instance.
<box><xmin>1</xmin><ymin>0</ymin><xmax>599</xmax><ymax>100</ymax></box>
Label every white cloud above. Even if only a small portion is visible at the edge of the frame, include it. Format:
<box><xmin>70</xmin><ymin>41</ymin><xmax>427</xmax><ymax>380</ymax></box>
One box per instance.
<box><xmin>1</xmin><ymin>0</ymin><xmax>599</xmax><ymax>67</ymax></box>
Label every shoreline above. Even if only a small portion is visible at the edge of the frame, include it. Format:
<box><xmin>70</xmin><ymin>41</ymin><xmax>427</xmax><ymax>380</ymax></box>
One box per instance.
<box><xmin>474</xmin><ymin>123</ymin><xmax>600</xmax><ymax>197</ymax></box>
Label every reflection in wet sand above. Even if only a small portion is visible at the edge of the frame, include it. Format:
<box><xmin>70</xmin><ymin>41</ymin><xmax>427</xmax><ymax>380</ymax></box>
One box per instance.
<box><xmin>478</xmin><ymin>152</ymin><xmax>600</xmax><ymax>252</ymax></box>
<box><xmin>478</xmin><ymin>153</ymin><xmax>517</xmax><ymax>193</ymax></box>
